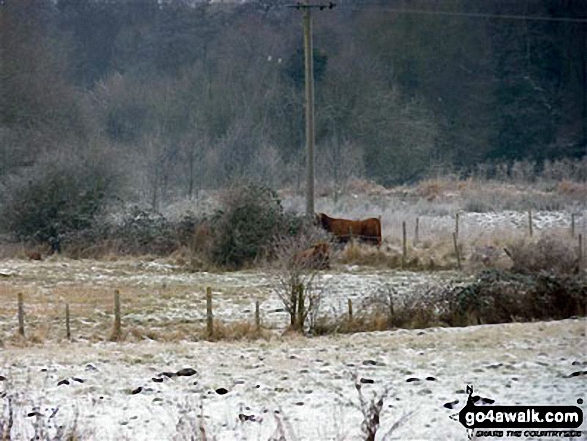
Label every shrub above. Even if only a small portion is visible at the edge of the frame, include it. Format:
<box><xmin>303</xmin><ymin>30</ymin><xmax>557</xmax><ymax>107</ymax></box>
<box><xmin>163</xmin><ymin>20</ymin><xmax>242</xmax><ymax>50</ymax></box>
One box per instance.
<box><xmin>441</xmin><ymin>269</ymin><xmax>586</xmax><ymax>326</ymax></box>
<box><xmin>505</xmin><ymin>234</ymin><xmax>580</xmax><ymax>275</ymax></box>
<box><xmin>315</xmin><ymin>269</ymin><xmax>586</xmax><ymax>333</ymax></box>
<box><xmin>208</xmin><ymin>183</ymin><xmax>301</xmax><ymax>269</ymax></box>
<box><xmin>0</xmin><ymin>153</ymin><xmax>119</xmax><ymax>244</ymax></box>
<box><xmin>63</xmin><ymin>206</ymin><xmax>200</xmax><ymax>258</ymax></box>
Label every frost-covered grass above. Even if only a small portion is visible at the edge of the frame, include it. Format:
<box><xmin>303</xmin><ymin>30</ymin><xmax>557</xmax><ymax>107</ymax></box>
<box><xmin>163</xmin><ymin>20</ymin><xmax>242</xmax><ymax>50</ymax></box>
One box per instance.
<box><xmin>0</xmin><ymin>180</ymin><xmax>585</xmax><ymax>438</ymax></box>
<box><xmin>0</xmin><ymin>258</ymin><xmax>466</xmax><ymax>343</ymax></box>
<box><xmin>277</xmin><ymin>184</ymin><xmax>587</xmax><ymax>272</ymax></box>
<box><xmin>0</xmin><ymin>192</ymin><xmax>585</xmax><ymax>439</ymax></box>
<box><xmin>137</xmin><ymin>178</ymin><xmax>587</xmax><ymax>248</ymax></box>
<box><xmin>0</xmin><ymin>319</ymin><xmax>584</xmax><ymax>440</ymax></box>
<box><xmin>283</xmin><ymin>194</ymin><xmax>586</xmax><ymax>245</ymax></box>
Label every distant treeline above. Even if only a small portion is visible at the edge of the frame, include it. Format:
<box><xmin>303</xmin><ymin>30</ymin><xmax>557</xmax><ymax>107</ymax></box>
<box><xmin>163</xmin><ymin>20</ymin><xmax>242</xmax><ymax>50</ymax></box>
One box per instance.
<box><xmin>0</xmin><ymin>0</ymin><xmax>586</xmax><ymax>201</ymax></box>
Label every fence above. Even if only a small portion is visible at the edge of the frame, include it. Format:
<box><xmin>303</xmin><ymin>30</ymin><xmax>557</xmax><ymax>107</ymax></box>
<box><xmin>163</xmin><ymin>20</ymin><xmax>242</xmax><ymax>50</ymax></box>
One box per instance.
<box><xmin>6</xmin><ymin>212</ymin><xmax>586</xmax><ymax>342</ymax></box>
<box><xmin>12</xmin><ymin>287</ymin><xmax>325</xmax><ymax>342</ymax></box>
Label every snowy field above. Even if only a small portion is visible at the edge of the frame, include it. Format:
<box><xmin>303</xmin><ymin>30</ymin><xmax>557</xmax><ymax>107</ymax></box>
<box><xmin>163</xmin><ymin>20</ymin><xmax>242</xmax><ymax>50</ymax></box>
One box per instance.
<box><xmin>0</xmin><ymin>206</ymin><xmax>586</xmax><ymax>440</ymax></box>
<box><xmin>1</xmin><ymin>319</ymin><xmax>585</xmax><ymax>440</ymax></box>
<box><xmin>0</xmin><ymin>257</ymin><xmax>469</xmax><ymax>339</ymax></box>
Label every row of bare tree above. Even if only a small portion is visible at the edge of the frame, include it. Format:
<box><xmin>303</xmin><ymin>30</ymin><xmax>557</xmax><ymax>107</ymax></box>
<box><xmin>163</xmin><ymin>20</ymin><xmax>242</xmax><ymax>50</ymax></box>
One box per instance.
<box><xmin>0</xmin><ymin>0</ymin><xmax>585</xmax><ymax>212</ymax></box>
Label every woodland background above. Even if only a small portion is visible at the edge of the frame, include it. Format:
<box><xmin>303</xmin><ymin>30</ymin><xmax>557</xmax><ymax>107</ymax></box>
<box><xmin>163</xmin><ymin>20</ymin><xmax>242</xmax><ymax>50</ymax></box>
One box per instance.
<box><xmin>1</xmin><ymin>0</ymin><xmax>586</xmax><ymax>211</ymax></box>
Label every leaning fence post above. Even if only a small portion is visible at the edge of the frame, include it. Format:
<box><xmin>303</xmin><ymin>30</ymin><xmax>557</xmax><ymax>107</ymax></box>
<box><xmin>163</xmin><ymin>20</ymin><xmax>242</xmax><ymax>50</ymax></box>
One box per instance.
<box><xmin>206</xmin><ymin>287</ymin><xmax>213</xmax><ymax>339</ymax></box>
<box><xmin>528</xmin><ymin>210</ymin><xmax>533</xmax><ymax>237</ymax></box>
<box><xmin>452</xmin><ymin>232</ymin><xmax>462</xmax><ymax>271</ymax></box>
<box><xmin>65</xmin><ymin>303</ymin><xmax>71</xmax><ymax>341</ymax></box>
<box><xmin>17</xmin><ymin>293</ymin><xmax>24</xmax><ymax>337</ymax></box>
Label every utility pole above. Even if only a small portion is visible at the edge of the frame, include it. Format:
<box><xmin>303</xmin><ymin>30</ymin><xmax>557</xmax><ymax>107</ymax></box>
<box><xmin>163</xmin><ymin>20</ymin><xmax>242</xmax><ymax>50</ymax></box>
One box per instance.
<box><xmin>583</xmin><ymin>23</ymin><xmax>587</xmax><ymax>156</ymax></box>
<box><xmin>303</xmin><ymin>3</ymin><xmax>315</xmax><ymax>217</ymax></box>
<box><xmin>289</xmin><ymin>1</ymin><xmax>336</xmax><ymax>217</ymax></box>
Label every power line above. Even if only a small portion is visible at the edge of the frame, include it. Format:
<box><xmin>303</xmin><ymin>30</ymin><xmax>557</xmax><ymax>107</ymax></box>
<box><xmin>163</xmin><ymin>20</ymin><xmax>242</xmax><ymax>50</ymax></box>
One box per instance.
<box><xmin>329</xmin><ymin>4</ymin><xmax>587</xmax><ymax>24</ymax></box>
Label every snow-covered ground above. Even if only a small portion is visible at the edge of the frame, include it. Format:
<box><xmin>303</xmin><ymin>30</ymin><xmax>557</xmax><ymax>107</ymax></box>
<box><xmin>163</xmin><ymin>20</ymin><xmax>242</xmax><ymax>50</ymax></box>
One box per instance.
<box><xmin>0</xmin><ymin>203</ymin><xmax>585</xmax><ymax>439</ymax></box>
<box><xmin>1</xmin><ymin>319</ymin><xmax>585</xmax><ymax>440</ymax></box>
<box><xmin>0</xmin><ymin>258</ymin><xmax>467</xmax><ymax>337</ymax></box>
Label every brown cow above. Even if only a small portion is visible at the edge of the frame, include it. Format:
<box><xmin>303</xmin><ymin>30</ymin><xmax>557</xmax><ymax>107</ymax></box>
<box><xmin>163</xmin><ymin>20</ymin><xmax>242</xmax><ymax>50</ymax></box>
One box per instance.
<box><xmin>316</xmin><ymin>213</ymin><xmax>382</xmax><ymax>246</ymax></box>
<box><xmin>292</xmin><ymin>242</ymin><xmax>330</xmax><ymax>270</ymax></box>
<box><xmin>26</xmin><ymin>251</ymin><xmax>42</xmax><ymax>261</ymax></box>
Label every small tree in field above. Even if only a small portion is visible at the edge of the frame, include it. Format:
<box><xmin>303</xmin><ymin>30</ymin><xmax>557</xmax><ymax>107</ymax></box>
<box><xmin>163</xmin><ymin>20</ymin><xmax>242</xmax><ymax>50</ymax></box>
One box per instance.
<box><xmin>272</xmin><ymin>229</ymin><xmax>331</xmax><ymax>332</ymax></box>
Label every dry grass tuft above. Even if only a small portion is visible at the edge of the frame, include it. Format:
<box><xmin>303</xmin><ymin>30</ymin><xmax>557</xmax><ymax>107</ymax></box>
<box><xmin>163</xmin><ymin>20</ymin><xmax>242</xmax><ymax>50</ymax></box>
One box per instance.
<box><xmin>414</xmin><ymin>177</ymin><xmax>462</xmax><ymax>201</ymax></box>
<box><xmin>415</xmin><ymin>179</ymin><xmax>444</xmax><ymax>201</ymax></box>
<box><xmin>337</xmin><ymin>241</ymin><xmax>453</xmax><ymax>270</ymax></box>
<box><xmin>556</xmin><ymin>179</ymin><xmax>587</xmax><ymax>196</ymax></box>
<box><xmin>29</xmin><ymin>323</ymin><xmax>52</xmax><ymax>344</ymax></box>
<box><xmin>339</xmin><ymin>242</ymin><xmax>391</xmax><ymax>267</ymax></box>
<box><xmin>504</xmin><ymin>232</ymin><xmax>581</xmax><ymax>275</ymax></box>
<box><xmin>346</xmin><ymin>178</ymin><xmax>391</xmax><ymax>196</ymax></box>
<box><xmin>209</xmin><ymin>321</ymin><xmax>271</xmax><ymax>341</ymax></box>
<box><xmin>129</xmin><ymin>327</ymin><xmax>161</xmax><ymax>341</ymax></box>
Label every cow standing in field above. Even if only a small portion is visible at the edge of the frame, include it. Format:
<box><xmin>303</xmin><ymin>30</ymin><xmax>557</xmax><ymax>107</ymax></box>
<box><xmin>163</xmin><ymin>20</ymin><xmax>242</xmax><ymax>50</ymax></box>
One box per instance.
<box><xmin>316</xmin><ymin>213</ymin><xmax>382</xmax><ymax>247</ymax></box>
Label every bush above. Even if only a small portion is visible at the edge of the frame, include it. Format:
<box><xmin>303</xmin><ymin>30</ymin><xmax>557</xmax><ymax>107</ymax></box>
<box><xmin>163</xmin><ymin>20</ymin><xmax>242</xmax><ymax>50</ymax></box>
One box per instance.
<box><xmin>441</xmin><ymin>269</ymin><xmax>586</xmax><ymax>326</ymax></box>
<box><xmin>208</xmin><ymin>183</ymin><xmax>301</xmax><ymax>269</ymax></box>
<box><xmin>505</xmin><ymin>234</ymin><xmax>580</xmax><ymax>275</ymax></box>
<box><xmin>314</xmin><ymin>269</ymin><xmax>586</xmax><ymax>334</ymax></box>
<box><xmin>0</xmin><ymin>153</ymin><xmax>119</xmax><ymax>244</ymax></box>
<box><xmin>65</xmin><ymin>206</ymin><xmax>199</xmax><ymax>257</ymax></box>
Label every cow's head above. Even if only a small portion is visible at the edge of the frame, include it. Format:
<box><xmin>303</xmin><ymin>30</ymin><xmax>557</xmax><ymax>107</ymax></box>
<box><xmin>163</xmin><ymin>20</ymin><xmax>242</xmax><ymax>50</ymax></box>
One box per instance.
<box><xmin>315</xmin><ymin>213</ymin><xmax>330</xmax><ymax>230</ymax></box>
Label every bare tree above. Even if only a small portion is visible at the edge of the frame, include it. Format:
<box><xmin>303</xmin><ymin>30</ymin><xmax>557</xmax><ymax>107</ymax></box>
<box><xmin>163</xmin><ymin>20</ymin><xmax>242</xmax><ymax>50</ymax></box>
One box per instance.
<box><xmin>272</xmin><ymin>229</ymin><xmax>331</xmax><ymax>332</ymax></box>
<box><xmin>317</xmin><ymin>137</ymin><xmax>365</xmax><ymax>200</ymax></box>
<box><xmin>179</xmin><ymin>131</ymin><xmax>207</xmax><ymax>200</ymax></box>
<box><xmin>251</xmin><ymin>142</ymin><xmax>284</xmax><ymax>189</ymax></box>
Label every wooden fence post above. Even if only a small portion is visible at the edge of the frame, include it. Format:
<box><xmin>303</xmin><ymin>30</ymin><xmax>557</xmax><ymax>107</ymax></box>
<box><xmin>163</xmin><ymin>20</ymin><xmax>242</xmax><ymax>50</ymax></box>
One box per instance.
<box><xmin>579</xmin><ymin>234</ymin><xmax>583</xmax><ymax>272</ymax></box>
<box><xmin>65</xmin><ymin>303</ymin><xmax>71</xmax><ymax>341</ymax></box>
<box><xmin>255</xmin><ymin>300</ymin><xmax>260</xmax><ymax>332</ymax></box>
<box><xmin>571</xmin><ymin>213</ymin><xmax>576</xmax><ymax>238</ymax></box>
<box><xmin>402</xmin><ymin>221</ymin><xmax>407</xmax><ymax>267</ymax></box>
<box><xmin>452</xmin><ymin>232</ymin><xmax>462</xmax><ymax>271</ymax></box>
<box><xmin>348</xmin><ymin>298</ymin><xmax>353</xmax><ymax>321</ymax></box>
<box><xmin>111</xmin><ymin>289</ymin><xmax>121</xmax><ymax>341</ymax></box>
<box><xmin>455</xmin><ymin>212</ymin><xmax>460</xmax><ymax>238</ymax></box>
<box><xmin>528</xmin><ymin>210</ymin><xmax>533</xmax><ymax>237</ymax></box>
<box><xmin>414</xmin><ymin>217</ymin><xmax>420</xmax><ymax>246</ymax></box>
<box><xmin>387</xmin><ymin>290</ymin><xmax>394</xmax><ymax>328</ymax></box>
<box><xmin>206</xmin><ymin>287</ymin><xmax>213</xmax><ymax>339</ymax></box>
<box><xmin>17</xmin><ymin>293</ymin><xmax>24</xmax><ymax>337</ymax></box>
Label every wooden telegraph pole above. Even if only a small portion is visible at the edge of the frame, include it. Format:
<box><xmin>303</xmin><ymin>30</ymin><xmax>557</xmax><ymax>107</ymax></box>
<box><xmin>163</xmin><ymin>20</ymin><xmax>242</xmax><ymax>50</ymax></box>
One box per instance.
<box><xmin>290</xmin><ymin>1</ymin><xmax>336</xmax><ymax>216</ymax></box>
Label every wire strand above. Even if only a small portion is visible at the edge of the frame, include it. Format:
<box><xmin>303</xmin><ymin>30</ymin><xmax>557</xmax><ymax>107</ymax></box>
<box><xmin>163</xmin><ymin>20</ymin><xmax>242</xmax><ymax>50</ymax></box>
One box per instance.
<box><xmin>327</xmin><ymin>4</ymin><xmax>587</xmax><ymax>23</ymax></box>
